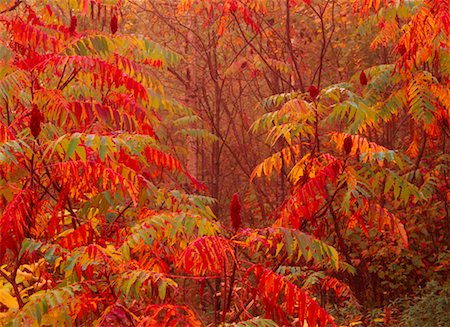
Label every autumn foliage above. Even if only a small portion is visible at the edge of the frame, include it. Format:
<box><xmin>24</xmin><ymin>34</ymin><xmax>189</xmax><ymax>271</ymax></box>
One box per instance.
<box><xmin>0</xmin><ymin>0</ymin><xmax>449</xmax><ymax>326</ymax></box>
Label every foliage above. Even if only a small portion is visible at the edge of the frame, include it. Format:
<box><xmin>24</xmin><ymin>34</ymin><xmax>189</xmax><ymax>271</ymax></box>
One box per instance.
<box><xmin>0</xmin><ymin>0</ymin><xmax>448</xmax><ymax>326</ymax></box>
<box><xmin>0</xmin><ymin>0</ymin><xmax>351</xmax><ymax>326</ymax></box>
<box><xmin>249</xmin><ymin>0</ymin><xmax>449</xmax><ymax>323</ymax></box>
<box><xmin>399</xmin><ymin>281</ymin><xmax>450</xmax><ymax>327</ymax></box>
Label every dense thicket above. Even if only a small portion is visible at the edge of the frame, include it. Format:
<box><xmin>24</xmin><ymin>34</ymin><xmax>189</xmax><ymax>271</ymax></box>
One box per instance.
<box><xmin>0</xmin><ymin>0</ymin><xmax>448</xmax><ymax>326</ymax></box>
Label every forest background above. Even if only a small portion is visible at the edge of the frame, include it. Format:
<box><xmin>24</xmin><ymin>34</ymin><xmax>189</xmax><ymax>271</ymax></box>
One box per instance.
<box><xmin>0</xmin><ymin>0</ymin><xmax>449</xmax><ymax>326</ymax></box>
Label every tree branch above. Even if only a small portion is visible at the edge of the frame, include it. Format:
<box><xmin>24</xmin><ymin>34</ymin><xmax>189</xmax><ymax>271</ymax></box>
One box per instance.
<box><xmin>0</xmin><ymin>0</ymin><xmax>22</xmax><ymax>14</ymax></box>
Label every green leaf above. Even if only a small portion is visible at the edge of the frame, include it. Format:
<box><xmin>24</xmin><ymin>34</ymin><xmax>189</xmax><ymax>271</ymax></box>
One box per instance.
<box><xmin>65</xmin><ymin>134</ymin><xmax>81</xmax><ymax>160</ymax></box>
<box><xmin>158</xmin><ymin>281</ymin><xmax>167</xmax><ymax>300</ymax></box>
<box><xmin>384</xmin><ymin>174</ymin><xmax>394</xmax><ymax>194</ymax></box>
<box><xmin>99</xmin><ymin>136</ymin><xmax>108</xmax><ymax>161</ymax></box>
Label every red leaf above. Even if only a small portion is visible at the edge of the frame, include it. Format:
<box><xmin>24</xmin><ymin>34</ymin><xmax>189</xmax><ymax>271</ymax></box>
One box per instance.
<box><xmin>0</xmin><ymin>188</ymin><xmax>36</xmax><ymax>259</ymax></box>
<box><xmin>118</xmin><ymin>149</ymin><xmax>141</xmax><ymax>172</ymax></box>
<box><xmin>343</xmin><ymin>135</ymin><xmax>353</xmax><ymax>155</ymax></box>
<box><xmin>298</xmin><ymin>291</ymin><xmax>306</xmax><ymax>326</ymax></box>
<box><xmin>307</xmin><ymin>301</ymin><xmax>318</xmax><ymax>327</ymax></box>
<box><xmin>397</xmin><ymin>43</ymin><xmax>406</xmax><ymax>56</ymax></box>
<box><xmin>58</xmin><ymin>223</ymin><xmax>92</xmax><ymax>250</ymax></box>
<box><xmin>230</xmin><ymin>0</ymin><xmax>238</xmax><ymax>12</ymax></box>
<box><xmin>181</xmin><ymin>236</ymin><xmax>235</xmax><ymax>275</ymax></box>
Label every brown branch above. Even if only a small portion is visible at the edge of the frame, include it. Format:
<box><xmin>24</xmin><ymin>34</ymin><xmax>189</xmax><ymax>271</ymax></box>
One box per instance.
<box><xmin>0</xmin><ymin>267</ymin><xmax>24</xmax><ymax>308</ymax></box>
<box><xmin>231</xmin><ymin>13</ymin><xmax>295</xmax><ymax>90</ymax></box>
<box><xmin>411</xmin><ymin>131</ymin><xmax>427</xmax><ymax>183</ymax></box>
<box><xmin>58</xmin><ymin>68</ymin><xmax>81</xmax><ymax>91</ymax></box>
<box><xmin>286</xmin><ymin>0</ymin><xmax>304</xmax><ymax>92</ymax></box>
<box><xmin>105</xmin><ymin>201</ymin><xmax>134</xmax><ymax>237</ymax></box>
<box><xmin>311</xmin><ymin>0</ymin><xmax>336</xmax><ymax>89</ymax></box>
<box><xmin>330</xmin><ymin>203</ymin><xmax>351</xmax><ymax>263</ymax></box>
<box><xmin>0</xmin><ymin>0</ymin><xmax>22</xmax><ymax>14</ymax></box>
<box><xmin>5</xmin><ymin>100</ymin><xmax>10</xmax><ymax>126</ymax></box>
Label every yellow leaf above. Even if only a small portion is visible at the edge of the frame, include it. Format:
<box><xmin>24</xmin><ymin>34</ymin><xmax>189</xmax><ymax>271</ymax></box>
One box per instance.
<box><xmin>0</xmin><ymin>288</ymin><xmax>18</xmax><ymax>309</ymax></box>
<box><xmin>275</xmin><ymin>242</ymin><xmax>284</xmax><ymax>256</ymax></box>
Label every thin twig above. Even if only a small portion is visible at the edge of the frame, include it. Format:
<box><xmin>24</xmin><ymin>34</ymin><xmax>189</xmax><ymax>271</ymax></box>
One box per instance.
<box><xmin>0</xmin><ymin>0</ymin><xmax>22</xmax><ymax>14</ymax></box>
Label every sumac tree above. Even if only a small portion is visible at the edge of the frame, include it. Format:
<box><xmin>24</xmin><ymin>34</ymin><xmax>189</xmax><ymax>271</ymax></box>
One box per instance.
<box><xmin>0</xmin><ymin>1</ymin><xmax>348</xmax><ymax>326</ymax></box>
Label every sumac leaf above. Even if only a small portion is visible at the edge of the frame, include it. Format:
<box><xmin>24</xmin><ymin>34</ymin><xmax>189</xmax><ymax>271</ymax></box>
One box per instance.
<box><xmin>397</xmin><ymin>43</ymin><xmax>406</xmax><ymax>56</ymax></box>
<box><xmin>344</xmin><ymin>135</ymin><xmax>353</xmax><ymax>155</ymax></box>
<box><xmin>230</xmin><ymin>0</ymin><xmax>238</xmax><ymax>12</ymax></box>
